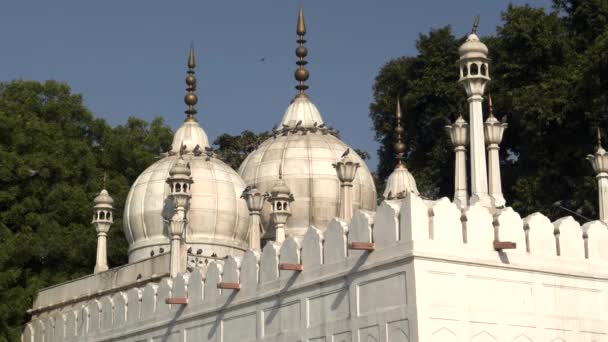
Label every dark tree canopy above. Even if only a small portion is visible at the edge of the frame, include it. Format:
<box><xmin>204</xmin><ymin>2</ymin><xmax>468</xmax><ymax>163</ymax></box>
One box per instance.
<box><xmin>370</xmin><ymin>1</ymin><xmax>608</xmax><ymax>218</ymax></box>
<box><xmin>0</xmin><ymin>80</ymin><xmax>173</xmax><ymax>342</ymax></box>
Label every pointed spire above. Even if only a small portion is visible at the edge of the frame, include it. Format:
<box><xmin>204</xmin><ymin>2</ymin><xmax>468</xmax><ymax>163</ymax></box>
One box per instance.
<box><xmin>184</xmin><ymin>46</ymin><xmax>198</xmax><ymax>122</ymax></box>
<box><xmin>471</xmin><ymin>15</ymin><xmax>480</xmax><ymax>34</ymax></box>
<box><xmin>488</xmin><ymin>94</ymin><xmax>495</xmax><ymax>118</ymax></box>
<box><xmin>102</xmin><ymin>171</ymin><xmax>107</xmax><ymax>189</ymax></box>
<box><xmin>394</xmin><ymin>96</ymin><xmax>406</xmax><ymax>168</ymax></box>
<box><xmin>598</xmin><ymin>127</ymin><xmax>603</xmax><ymax>149</ymax></box>
<box><xmin>294</xmin><ymin>4</ymin><xmax>309</xmax><ymax>95</ymax></box>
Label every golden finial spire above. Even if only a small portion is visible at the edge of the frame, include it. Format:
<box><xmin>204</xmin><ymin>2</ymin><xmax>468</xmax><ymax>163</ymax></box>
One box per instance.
<box><xmin>472</xmin><ymin>15</ymin><xmax>480</xmax><ymax>34</ymax></box>
<box><xmin>184</xmin><ymin>46</ymin><xmax>198</xmax><ymax>122</ymax></box>
<box><xmin>394</xmin><ymin>96</ymin><xmax>406</xmax><ymax>168</ymax></box>
<box><xmin>294</xmin><ymin>4</ymin><xmax>309</xmax><ymax>96</ymax></box>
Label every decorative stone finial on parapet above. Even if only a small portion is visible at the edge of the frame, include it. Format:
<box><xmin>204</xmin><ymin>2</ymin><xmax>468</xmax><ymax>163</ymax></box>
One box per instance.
<box><xmin>241</xmin><ymin>186</ymin><xmax>266</xmax><ymax>251</ymax></box>
<box><xmin>446</xmin><ymin>114</ymin><xmax>469</xmax><ymax>208</ymax></box>
<box><xmin>92</xmin><ymin>183</ymin><xmax>114</xmax><ymax>273</ymax></box>
<box><xmin>383</xmin><ymin>97</ymin><xmax>419</xmax><ymax>200</ymax></box>
<box><xmin>334</xmin><ymin>148</ymin><xmax>360</xmax><ymax>221</ymax></box>
<box><xmin>166</xmin><ymin>154</ymin><xmax>193</xmax><ymax>277</ymax></box>
<box><xmin>484</xmin><ymin>95</ymin><xmax>508</xmax><ymax>208</ymax></box>
<box><xmin>587</xmin><ymin>128</ymin><xmax>608</xmax><ymax>224</ymax></box>
<box><xmin>458</xmin><ymin>18</ymin><xmax>491</xmax><ymax>208</ymax></box>
<box><xmin>266</xmin><ymin>165</ymin><xmax>294</xmax><ymax>243</ymax></box>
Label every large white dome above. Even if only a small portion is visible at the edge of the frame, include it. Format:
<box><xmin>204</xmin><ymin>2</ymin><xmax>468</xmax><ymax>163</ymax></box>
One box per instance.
<box><xmin>238</xmin><ymin>95</ymin><xmax>377</xmax><ymax>237</ymax></box>
<box><xmin>124</xmin><ymin>149</ymin><xmax>250</xmax><ymax>262</ymax></box>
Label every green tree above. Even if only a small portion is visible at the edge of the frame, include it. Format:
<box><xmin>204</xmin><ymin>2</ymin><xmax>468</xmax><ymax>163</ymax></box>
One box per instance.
<box><xmin>370</xmin><ymin>2</ymin><xmax>608</xmax><ymax>218</ymax></box>
<box><xmin>370</xmin><ymin>27</ymin><xmax>461</xmax><ymax>199</ymax></box>
<box><xmin>213</xmin><ymin>130</ymin><xmax>272</xmax><ymax>170</ymax></box>
<box><xmin>0</xmin><ymin>80</ymin><xmax>173</xmax><ymax>341</ymax></box>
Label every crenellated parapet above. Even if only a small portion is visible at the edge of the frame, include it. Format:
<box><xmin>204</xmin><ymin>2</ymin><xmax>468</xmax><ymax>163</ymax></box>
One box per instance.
<box><xmin>23</xmin><ymin>193</ymin><xmax>608</xmax><ymax>342</ymax></box>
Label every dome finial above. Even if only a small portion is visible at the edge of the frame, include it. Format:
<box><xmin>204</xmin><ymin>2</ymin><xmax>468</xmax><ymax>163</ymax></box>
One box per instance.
<box><xmin>102</xmin><ymin>171</ymin><xmax>107</xmax><ymax>189</ymax></box>
<box><xmin>471</xmin><ymin>14</ymin><xmax>480</xmax><ymax>34</ymax></box>
<box><xmin>394</xmin><ymin>96</ymin><xmax>406</xmax><ymax>168</ymax></box>
<box><xmin>598</xmin><ymin>127</ymin><xmax>603</xmax><ymax>149</ymax></box>
<box><xmin>488</xmin><ymin>94</ymin><xmax>495</xmax><ymax>118</ymax></box>
<box><xmin>184</xmin><ymin>46</ymin><xmax>198</xmax><ymax>122</ymax></box>
<box><xmin>294</xmin><ymin>3</ymin><xmax>309</xmax><ymax>95</ymax></box>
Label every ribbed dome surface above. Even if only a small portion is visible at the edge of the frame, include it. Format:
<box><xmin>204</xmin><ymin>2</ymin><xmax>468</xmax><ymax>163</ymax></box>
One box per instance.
<box><xmin>239</xmin><ymin>131</ymin><xmax>377</xmax><ymax>237</ymax></box>
<box><xmin>123</xmin><ymin>154</ymin><xmax>249</xmax><ymax>262</ymax></box>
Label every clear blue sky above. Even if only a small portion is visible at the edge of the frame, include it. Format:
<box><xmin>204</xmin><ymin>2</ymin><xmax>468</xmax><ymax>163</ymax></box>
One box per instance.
<box><xmin>0</xmin><ymin>0</ymin><xmax>552</xmax><ymax>170</ymax></box>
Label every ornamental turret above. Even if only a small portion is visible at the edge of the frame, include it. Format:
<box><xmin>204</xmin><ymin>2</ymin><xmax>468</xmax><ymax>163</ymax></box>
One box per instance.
<box><xmin>484</xmin><ymin>95</ymin><xmax>508</xmax><ymax>208</ymax></box>
<box><xmin>242</xmin><ymin>186</ymin><xmax>266</xmax><ymax>251</ymax></box>
<box><xmin>166</xmin><ymin>151</ymin><xmax>193</xmax><ymax>277</ymax></box>
<box><xmin>446</xmin><ymin>115</ymin><xmax>469</xmax><ymax>208</ymax></box>
<box><xmin>458</xmin><ymin>16</ymin><xmax>492</xmax><ymax>207</ymax></box>
<box><xmin>587</xmin><ymin>129</ymin><xmax>608</xmax><ymax>224</ymax></box>
<box><xmin>334</xmin><ymin>149</ymin><xmax>360</xmax><ymax>221</ymax></box>
<box><xmin>92</xmin><ymin>182</ymin><xmax>114</xmax><ymax>274</ymax></box>
<box><xmin>383</xmin><ymin>97</ymin><xmax>418</xmax><ymax>199</ymax></box>
<box><xmin>267</xmin><ymin>167</ymin><xmax>294</xmax><ymax>243</ymax></box>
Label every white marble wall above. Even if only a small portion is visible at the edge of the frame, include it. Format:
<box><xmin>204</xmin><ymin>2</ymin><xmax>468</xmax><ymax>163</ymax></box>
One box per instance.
<box><xmin>23</xmin><ymin>194</ymin><xmax>608</xmax><ymax>342</ymax></box>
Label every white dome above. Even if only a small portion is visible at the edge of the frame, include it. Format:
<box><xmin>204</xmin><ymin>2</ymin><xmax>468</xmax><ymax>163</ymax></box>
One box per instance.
<box><xmin>383</xmin><ymin>164</ymin><xmax>419</xmax><ymax>199</ymax></box>
<box><xmin>124</xmin><ymin>121</ymin><xmax>249</xmax><ymax>263</ymax></box>
<box><xmin>239</xmin><ymin>96</ymin><xmax>377</xmax><ymax>237</ymax></box>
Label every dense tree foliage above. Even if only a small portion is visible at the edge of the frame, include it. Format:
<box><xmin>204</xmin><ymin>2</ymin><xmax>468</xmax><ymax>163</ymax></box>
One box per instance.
<box><xmin>370</xmin><ymin>1</ymin><xmax>608</xmax><ymax>218</ymax></box>
<box><xmin>0</xmin><ymin>80</ymin><xmax>173</xmax><ymax>342</ymax></box>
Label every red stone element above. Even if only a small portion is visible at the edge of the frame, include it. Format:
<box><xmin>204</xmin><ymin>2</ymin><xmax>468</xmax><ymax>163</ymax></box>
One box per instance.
<box><xmin>279</xmin><ymin>263</ymin><xmax>304</xmax><ymax>271</ymax></box>
<box><xmin>349</xmin><ymin>242</ymin><xmax>375</xmax><ymax>251</ymax></box>
<box><xmin>493</xmin><ymin>241</ymin><xmax>517</xmax><ymax>251</ymax></box>
<box><xmin>217</xmin><ymin>282</ymin><xmax>241</xmax><ymax>290</ymax></box>
<box><xmin>165</xmin><ymin>297</ymin><xmax>188</xmax><ymax>305</ymax></box>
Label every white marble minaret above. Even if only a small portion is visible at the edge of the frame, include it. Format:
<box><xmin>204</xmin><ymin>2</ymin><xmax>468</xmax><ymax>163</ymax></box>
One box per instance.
<box><xmin>92</xmin><ymin>185</ymin><xmax>114</xmax><ymax>274</ymax></box>
<box><xmin>267</xmin><ymin>167</ymin><xmax>294</xmax><ymax>243</ymax></box>
<box><xmin>166</xmin><ymin>154</ymin><xmax>193</xmax><ymax>277</ymax></box>
<box><xmin>484</xmin><ymin>96</ymin><xmax>508</xmax><ymax>208</ymax></box>
<box><xmin>458</xmin><ymin>17</ymin><xmax>492</xmax><ymax>207</ymax></box>
<box><xmin>587</xmin><ymin>129</ymin><xmax>608</xmax><ymax>224</ymax></box>
<box><xmin>446</xmin><ymin>115</ymin><xmax>469</xmax><ymax>208</ymax></box>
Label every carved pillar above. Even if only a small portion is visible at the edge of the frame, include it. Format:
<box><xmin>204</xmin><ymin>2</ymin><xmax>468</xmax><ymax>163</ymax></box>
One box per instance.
<box><xmin>446</xmin><ymin>115</ymin><xmax>469</xmax><ymax>209</ymax></box>
<box><xmin>242</xmin><ymin>186</ymin><xmax>266</xmax><ymax>251</ymax></box>
<box><xmin>334</xmin><ymin>150</ymin><xmax>360</xmax><ymax>221</ymax></box>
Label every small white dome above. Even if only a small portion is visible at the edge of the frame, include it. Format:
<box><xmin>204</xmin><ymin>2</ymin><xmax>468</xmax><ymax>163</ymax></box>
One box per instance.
<box><xmin>171</xmin><ymin>120</ymin><xmax>209</xmax><ymax>154</ymax></box>
<box><xmin>279</xmin><ymin>94</ymin><xmax>324</xmax><ymax>128</ymax></box>
<box><xmin>458</xmin><ymin>33</ymin><xmax>489</xmax><ymax>59</ymax></box>
<box><xmin>383</xmin><ymin>165</ymin><xmax>419</xmax><ymax>199</ymax></box>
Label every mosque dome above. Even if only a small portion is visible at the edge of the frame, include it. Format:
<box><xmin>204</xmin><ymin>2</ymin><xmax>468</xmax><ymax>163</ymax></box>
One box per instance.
<box><xmin>123</xmin><ymin>48</ymin><xmax>249</xmax><ymax>263</ymax></box>
<box><xmin>239</xmin><ymin>96</ymin><xmax>377</xmax><ymax>237</ymax></box>
<box><xmin>238</xmin><ymin>6</ymin><xmax>376</xmax><ymax>237</ymax></box>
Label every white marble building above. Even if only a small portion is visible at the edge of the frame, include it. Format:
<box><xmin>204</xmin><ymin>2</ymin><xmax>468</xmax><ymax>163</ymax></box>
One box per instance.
<box><xmin>22</xmin><ymin>8</ymin><xmax>608</xmax><ymax>342</ymax></box>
